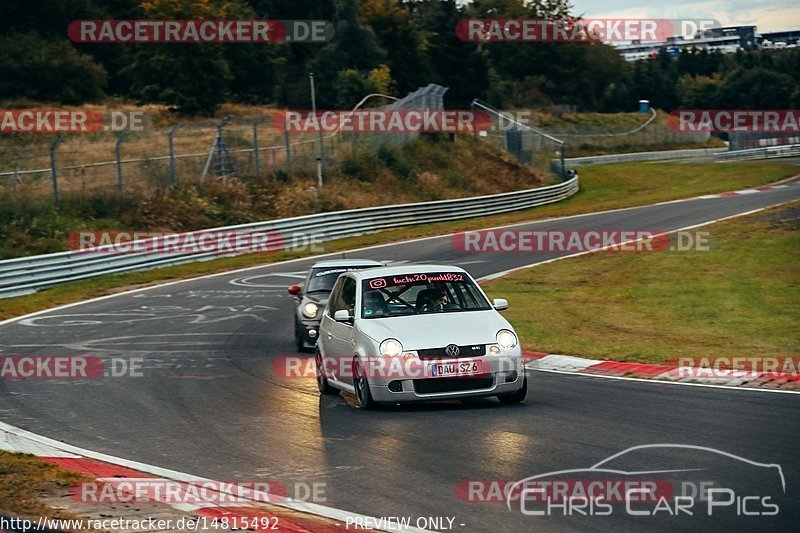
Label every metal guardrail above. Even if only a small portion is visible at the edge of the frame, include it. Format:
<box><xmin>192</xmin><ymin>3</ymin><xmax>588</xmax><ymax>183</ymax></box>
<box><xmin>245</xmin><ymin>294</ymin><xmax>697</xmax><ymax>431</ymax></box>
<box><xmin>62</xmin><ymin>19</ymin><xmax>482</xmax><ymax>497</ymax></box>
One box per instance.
<box><xmin>0</xmin><ymin>176</ymin><xmax>579</xmax><ymax>298</ymax></box>
<box><xmin>714</xmin><ymin>144</ymin><xmax>800</xmax><ymax>161</ymax></box>
<box><xmin>561</xmin><ymin>147</ymin><xmax>728</xmax><ymax>167</ymax></box>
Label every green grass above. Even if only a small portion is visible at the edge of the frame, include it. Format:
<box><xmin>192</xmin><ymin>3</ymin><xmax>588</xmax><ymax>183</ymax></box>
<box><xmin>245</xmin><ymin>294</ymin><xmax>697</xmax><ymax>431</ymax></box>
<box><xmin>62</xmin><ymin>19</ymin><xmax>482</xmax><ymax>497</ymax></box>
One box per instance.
<box><xmin>0</xmin><ymin>135</ymin><xmax>549</xmax><ymax>259</ymax></box>
<box><xmin>1</xmin><ymin>161</ymin><xmax>796</xmax><ymax>321</ymax></box>
<box><xmin>483</xmin><ymin>202</ymin><xmax>800</xmax><ymax>363</ymax></box>
<box><xmin>0</xmin><ymin>451</ymin><xmax>88</xmax><ymax>522</ymax></box>
<box><xmin>525</xmin><ymin>109</ymin><xmax>726</xmax><ymax>156</ymax></box>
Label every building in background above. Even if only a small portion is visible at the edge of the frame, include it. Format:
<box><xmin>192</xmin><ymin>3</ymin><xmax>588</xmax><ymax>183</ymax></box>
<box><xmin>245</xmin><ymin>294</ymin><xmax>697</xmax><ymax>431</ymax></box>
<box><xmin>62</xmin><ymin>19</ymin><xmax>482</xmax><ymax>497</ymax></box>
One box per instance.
<box><xmin>615</xmin><ymin>25</ymin><xmax>797</xmax><ymax>61</ymax></box>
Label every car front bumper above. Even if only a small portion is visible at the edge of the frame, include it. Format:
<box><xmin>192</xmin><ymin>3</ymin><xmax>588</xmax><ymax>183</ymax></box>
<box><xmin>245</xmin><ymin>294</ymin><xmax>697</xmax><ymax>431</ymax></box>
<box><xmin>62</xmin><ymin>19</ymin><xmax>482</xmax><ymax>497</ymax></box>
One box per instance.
<box><xmin>295</xmin><ymin>318</ymin><xmax>321</xmax><ymax>349</ymax></box>
<box><xmin>365</xmin><ymin>353</ymin><xmax>525</xmax><ymax>403</ymax></box>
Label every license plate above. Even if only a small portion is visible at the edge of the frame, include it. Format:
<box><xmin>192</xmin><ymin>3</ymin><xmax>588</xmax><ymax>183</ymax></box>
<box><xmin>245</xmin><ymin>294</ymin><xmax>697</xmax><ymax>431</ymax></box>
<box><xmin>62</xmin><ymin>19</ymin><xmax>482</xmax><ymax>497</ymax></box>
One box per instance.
<box><xmin>428</xmin><ymin>360</ymin><xmax>483</xmax><ymax>377</ymax></box>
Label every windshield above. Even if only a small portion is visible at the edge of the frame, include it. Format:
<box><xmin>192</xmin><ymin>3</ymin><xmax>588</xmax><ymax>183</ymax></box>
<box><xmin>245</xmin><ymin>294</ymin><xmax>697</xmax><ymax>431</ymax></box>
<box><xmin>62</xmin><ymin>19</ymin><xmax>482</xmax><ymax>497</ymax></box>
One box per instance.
<box><xmin>360</xmin><ymin>272</ymin><xmax>492</xmax><ymax>319</ymax></box>
<box><xmin>306</xmin><ymin>266</ymin><xmax>375</xmax><ymax>293</ymax></box>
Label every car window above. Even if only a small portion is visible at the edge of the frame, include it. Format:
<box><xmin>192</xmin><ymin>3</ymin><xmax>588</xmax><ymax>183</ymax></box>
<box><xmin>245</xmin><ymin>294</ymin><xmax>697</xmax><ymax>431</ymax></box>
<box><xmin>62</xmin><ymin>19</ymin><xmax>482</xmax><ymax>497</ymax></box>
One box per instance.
<box><xmin>328</xmin><ymin>276</ymin><xmax>355</xmax><ymax>316</ymax></box>
<box><xmin>307</xmin><ymin>266</ymin><xmax>374</xmax><ymax>293</ymax></box>
<box><xmin>327</xmin><ymin>277</ymin><xmax>344</xmax><ymax>316</ymax></box>
<box><xmin>360</xmin><ymin>272</ymin><xmax>492</xmax><ymax>318</ymax></box>
<box><xmin>341</xmin><ymin>277</ymin><xmax>356</xmax><ymax>311</ymax></box>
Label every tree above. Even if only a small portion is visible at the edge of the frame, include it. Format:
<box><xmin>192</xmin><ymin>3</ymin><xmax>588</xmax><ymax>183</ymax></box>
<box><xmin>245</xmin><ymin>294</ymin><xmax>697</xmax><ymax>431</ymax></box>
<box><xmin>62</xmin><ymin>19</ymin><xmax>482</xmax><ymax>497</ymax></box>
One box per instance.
<box><xmin>716</xmin><ymin>68</ymin><xmax>795</xmax><ymax>109</ymax></box>
<box><xmin>0</xmin><ymin>32</ymin><xmax>106</xmax><ymax>104</ymax></box>
<box><xmin>362</xmin><ymin>0</ymin><xmax>429</xmax><ymax>94</ymax></box>
<box><xmin>309</xmin><ymin>0</ymin><xmax>387</xmax><ymax>107</ymax></box>
<box><xmin>412</xmin><ymin>0</ymin><xmax>491</xmax><ymax>107</ymax></box>
<box><xmin>677</xmin><ymin>74</ymin><xmax>722</xmax><ymax>109</ymax></box>
<box><xmin>119</xmin><ymin>0</ymin><xmax>250</xmax><ymax>115</ymax></box>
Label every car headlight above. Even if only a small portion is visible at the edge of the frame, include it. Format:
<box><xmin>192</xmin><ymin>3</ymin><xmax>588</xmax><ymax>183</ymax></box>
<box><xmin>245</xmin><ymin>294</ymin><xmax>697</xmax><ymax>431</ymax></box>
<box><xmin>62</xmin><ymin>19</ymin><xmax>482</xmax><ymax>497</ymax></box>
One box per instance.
<box><xmin>302</xmin><ymin>302</ymin><xmax>319</xmax><ymax>319</ymax></box>
<box><xmin>379</xmin><ymin>338</ymin><xmax>403</xmax><ymax>357</ymax></box>
<box><xmin>496</xmin><ymin>329</ymin><xmax>518</xmax><ymax>349</ymax></box>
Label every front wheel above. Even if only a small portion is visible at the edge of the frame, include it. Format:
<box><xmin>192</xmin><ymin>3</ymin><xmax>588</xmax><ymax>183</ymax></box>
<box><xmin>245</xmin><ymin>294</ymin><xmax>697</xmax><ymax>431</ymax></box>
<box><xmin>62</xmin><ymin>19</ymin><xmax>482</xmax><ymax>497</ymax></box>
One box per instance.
<box><xmin>316</xmin><ymin>350</ymin><xmax>338</xmax><ymax>395</ymax></box>
<box><xmin>353</xmin><ymin>358</ymin><xmax>375</xmax><ymax>409</ymax></box>
<box><xmin>498</xmin><ymin>376</ymin><xmax>527</xmax><ymax>404</ymax></box>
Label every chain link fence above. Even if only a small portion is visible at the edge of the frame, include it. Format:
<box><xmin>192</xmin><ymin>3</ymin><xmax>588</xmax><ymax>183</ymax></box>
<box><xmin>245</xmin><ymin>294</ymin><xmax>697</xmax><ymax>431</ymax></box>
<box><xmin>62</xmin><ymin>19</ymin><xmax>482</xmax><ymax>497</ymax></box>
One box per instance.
<box><xmin>727</xmin><ymin>131</ymin><xmax>800</xmax><ymax>151</ymax></box>
<box><xmin>471</xmin><ymin>100</ymin><xmax>568</xmax><ymax>180</ymax></box>
<box><xmin>469</xmin><ymin>104</ymin><xmax>713</xmax><ymax>170</ymax></box>
<box><xmin>0</xmin><ymin>118</ymin><xmax>336</xmax><ymax>201</ymax></box>
<box><xmin>0</xmin><ymin>85</ymin><xmax>453</xmax><ymax>203</ymax></box>
<box><xmin>523</xmin><ymin>109</ymin><xmax>710</xmax><ymax>156</ymax></box>
<box><xmin>341</xmin><ymin>84</ymin><xmax>448</xmax><ymax>151</ymax></box>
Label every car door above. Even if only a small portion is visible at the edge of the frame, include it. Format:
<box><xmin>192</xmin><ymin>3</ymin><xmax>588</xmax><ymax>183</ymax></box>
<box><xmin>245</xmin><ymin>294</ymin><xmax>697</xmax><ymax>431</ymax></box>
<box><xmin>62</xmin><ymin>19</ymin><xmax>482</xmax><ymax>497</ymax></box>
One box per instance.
<box><xmin>321</xmin><ymin>276</ymin><xmax>357</xmax><ymax>382</ymax></box>
<box><xmin>319</xmin><ymin>276</ymin><xmax>342</xmax><ymax>356</ymax></box>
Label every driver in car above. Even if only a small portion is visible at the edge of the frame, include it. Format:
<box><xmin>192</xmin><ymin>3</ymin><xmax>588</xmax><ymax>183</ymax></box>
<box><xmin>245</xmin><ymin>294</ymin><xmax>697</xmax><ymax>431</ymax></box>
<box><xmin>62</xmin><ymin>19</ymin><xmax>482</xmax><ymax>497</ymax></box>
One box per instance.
<box><xmin>363</xmin><ymin>290</ymin><xmax>390</xmax><ymax>317</ymax></box>
<box><xmin>427</xmin><ymin>288</ymin><xmax>459</xmax><ymax>312</ymax></box>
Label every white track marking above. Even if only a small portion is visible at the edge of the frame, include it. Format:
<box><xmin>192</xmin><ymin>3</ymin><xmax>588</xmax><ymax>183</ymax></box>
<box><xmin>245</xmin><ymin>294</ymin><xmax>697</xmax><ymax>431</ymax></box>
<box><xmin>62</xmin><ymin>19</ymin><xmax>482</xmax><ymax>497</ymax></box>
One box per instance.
<box><xmin>529</xmin><ymin>367</ymin><xmax>800</xmax><ymax>395</ymax></box>
<box><xmin>0</xmin><ymin>421</ymin><xmax>433</xmax><ymax>533</ymax></box>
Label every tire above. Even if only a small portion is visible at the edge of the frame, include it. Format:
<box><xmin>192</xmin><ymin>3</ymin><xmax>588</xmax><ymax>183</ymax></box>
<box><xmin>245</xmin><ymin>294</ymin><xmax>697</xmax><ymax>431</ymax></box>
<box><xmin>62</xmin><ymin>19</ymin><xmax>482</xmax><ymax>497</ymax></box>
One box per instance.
<box><xmin>353</xmin><ymin>358</ymin><xmax>376</xmax><ymax>409</ymax></box>
<box><xmin>316</xmin><ymin>350</ymin><xmax>339</xmax><ymax>395</ymax></box>
<box><xmin>498</xmin><ymin>376</ymin><xmax>527</xmax><ymax>404</ymax></box>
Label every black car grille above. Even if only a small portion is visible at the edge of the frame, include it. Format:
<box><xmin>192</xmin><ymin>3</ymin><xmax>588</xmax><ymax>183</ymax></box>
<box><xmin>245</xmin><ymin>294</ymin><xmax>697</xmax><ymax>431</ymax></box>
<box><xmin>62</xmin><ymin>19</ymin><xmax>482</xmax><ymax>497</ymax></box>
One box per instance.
<box><xmin>413</xmin><ymin>375</ymin><xmax>494</xmax><ymax>394</ymax></box>
<box><xmin>416</xmin><ymin>344</ymin><xmax>486</xmax><ymax>359</ymax></box>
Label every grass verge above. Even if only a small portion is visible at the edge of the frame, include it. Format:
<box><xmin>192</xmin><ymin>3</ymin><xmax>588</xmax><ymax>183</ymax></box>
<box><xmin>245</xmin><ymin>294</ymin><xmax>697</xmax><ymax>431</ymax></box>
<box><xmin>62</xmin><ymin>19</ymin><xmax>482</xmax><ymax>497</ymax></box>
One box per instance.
<box><xmin>0</xmin><ymin>451</ymin><xmax>88</xmax><ymax>524</ymax></box>
<box><xmin>483</xmin><ymin>202</ymin><xmax>800</xmax><ymax>363</ymax></box>
<box><xmin>1</xmin><ymin>161</ymin><xmax>797</xmax><ymax>322</ymax></box>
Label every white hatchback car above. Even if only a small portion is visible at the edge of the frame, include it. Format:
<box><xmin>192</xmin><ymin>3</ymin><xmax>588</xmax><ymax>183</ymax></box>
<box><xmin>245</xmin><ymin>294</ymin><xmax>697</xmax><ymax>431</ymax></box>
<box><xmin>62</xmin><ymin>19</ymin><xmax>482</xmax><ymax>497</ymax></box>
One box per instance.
<box><xmin>316</xmin><ymin>265</ymin><xmax>526</xmax><ymax>408</ymax></box>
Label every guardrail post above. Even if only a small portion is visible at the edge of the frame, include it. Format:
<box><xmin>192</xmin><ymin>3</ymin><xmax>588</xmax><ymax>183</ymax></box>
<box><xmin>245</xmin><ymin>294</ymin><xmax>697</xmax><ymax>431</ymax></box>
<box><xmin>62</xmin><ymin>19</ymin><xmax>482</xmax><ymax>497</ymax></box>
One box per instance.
<box><xmin>252</xmin><ymin>117</ymin><xmax>266</xmax><ymax>176</ymax></box>
<box><xmin>202</xmin><ymin>115</ymin><xmax>233</xmax><ymax>182</ymax></box>
<box><xmin>284</xmin><ymin>130</ymin><xmax>292</xmax><ymax>173</ymax></box>
<box><xmin>309</xmin><ymin>72</ymin><xmax>323</xmax><ymax>191</ymax></box>
<box><xmin>115</xmin><ymin>131</ymin><xmax>130</xmax><ymax>199</ymax></box>
<box><xmin>49</xmin><ymin>135</ymin><xmax>64</xmax><ymax>207</ymax></box>
<box><xmin>168</xmin><ymin>123</ymin><xmax>181</xmax><ymax>187</ymax></box>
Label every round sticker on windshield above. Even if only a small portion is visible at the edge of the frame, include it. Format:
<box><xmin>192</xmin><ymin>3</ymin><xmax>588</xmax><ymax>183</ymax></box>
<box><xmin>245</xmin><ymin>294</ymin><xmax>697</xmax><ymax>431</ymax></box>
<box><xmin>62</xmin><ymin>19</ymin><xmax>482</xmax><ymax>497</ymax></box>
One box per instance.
<box><xmin>369</xmin><ymin>278</ymin><xmax>387</xmax><ymax>289</ymax></box>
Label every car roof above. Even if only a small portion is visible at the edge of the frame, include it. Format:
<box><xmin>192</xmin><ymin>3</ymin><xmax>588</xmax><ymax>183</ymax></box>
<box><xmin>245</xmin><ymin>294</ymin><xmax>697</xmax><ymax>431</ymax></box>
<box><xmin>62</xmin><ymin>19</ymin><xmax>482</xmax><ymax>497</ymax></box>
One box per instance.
<box><xmin>310</xmin><ymin>259</ymin><xmax>384</xmax><ymax>268</ymax></box>
<box><xmin>350</xmin><ymin>264</ymin><xmax>468</xmax><ymax>279</ymax></box>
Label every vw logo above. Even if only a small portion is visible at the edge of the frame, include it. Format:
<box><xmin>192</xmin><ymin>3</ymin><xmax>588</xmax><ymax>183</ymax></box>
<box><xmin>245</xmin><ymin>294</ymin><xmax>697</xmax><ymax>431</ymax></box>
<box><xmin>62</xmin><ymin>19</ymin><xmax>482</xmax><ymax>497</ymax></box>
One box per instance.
<box><xmin>445</xmin><ymin>344</ymin><xmax>460</xmax><ymax>357</ymax></box>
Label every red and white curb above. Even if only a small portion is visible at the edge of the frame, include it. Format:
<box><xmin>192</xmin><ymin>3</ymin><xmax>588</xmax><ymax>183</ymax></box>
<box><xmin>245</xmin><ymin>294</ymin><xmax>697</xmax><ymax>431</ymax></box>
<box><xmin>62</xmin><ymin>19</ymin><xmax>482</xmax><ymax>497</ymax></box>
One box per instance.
<box><xmin>0</xmin><ymin>421</ymin><xmax>431</xmax><ymax>533</ymax></box>
<box><xmin>693</xmin><ymin>183</ymin><xmax>792</xmax><ymax>200</ymax></box>
<box><xmin>523</xmin><ymin>352</ymin><xmax>800</xmax><ymax>392</ymax></box>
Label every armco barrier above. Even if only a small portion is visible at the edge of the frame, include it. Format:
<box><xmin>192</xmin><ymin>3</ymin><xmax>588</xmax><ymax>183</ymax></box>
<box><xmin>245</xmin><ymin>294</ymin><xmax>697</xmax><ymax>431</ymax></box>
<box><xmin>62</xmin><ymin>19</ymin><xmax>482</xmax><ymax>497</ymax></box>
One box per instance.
<box><xmin>714</xmin><ymin>144</ymin><xmax>800</xmax><ymax>162</ymax></box>
<box><xmin>561</xmin><ymin>147</ymin><xmax>728</xmax><ymax>167</ymax></box>
<box><xmin>0</xmin><ymin>176</ymin><xmax>579</xmax><ymax>298</ymax></box>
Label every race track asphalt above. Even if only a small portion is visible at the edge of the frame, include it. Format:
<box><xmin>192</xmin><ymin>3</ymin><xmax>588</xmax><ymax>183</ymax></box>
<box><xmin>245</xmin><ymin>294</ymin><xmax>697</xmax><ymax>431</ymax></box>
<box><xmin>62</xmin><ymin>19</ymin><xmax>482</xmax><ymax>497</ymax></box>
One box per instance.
<box><xmin>1</xmin><ymin>181</ymin><xmax>799</xmax><ymax>532</ymax></box>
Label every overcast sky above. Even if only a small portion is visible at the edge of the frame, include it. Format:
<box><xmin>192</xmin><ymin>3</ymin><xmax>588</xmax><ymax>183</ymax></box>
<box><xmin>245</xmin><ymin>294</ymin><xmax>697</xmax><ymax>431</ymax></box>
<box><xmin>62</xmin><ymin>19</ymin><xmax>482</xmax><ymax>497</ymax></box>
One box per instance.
<box><xmin>569</xmin><ymin>0</ymin><xmax>800</xmax><ymax>33</ymax></box>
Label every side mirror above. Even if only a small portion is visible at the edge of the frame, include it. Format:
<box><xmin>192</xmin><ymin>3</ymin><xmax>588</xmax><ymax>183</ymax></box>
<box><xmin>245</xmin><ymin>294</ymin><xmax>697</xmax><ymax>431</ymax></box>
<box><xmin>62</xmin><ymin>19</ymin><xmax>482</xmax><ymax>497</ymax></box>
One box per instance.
<box><xmin>492</xmin><ymin>298</ymin><xmax>509</xmax><ymax>311</ymax></box>
<box><xmin>288</xmin><ymin>285</ymin><xmax>302</xmax><ymax>296</ymax></box>
<box><xmin>333</xmin><ymin>309</ymin><xmax>353</xmax><ymax>323</ymax></box>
